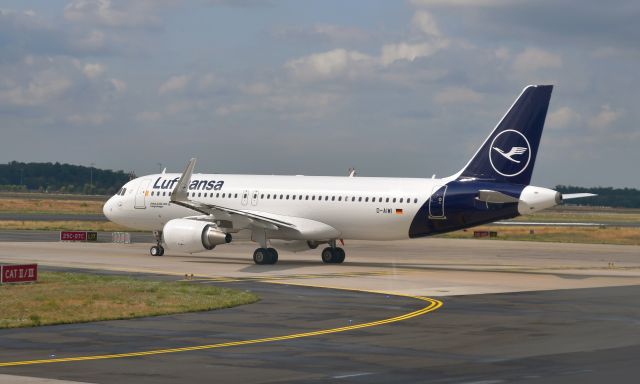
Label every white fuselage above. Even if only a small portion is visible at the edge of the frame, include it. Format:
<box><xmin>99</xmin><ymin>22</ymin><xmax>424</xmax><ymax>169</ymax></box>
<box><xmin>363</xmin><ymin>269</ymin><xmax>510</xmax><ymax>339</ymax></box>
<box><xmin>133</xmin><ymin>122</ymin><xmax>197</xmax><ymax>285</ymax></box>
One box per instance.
<box><xmin>104</xmin><ymin>173</ymin><xmax>451</xmax><ymax>241</ymax></box>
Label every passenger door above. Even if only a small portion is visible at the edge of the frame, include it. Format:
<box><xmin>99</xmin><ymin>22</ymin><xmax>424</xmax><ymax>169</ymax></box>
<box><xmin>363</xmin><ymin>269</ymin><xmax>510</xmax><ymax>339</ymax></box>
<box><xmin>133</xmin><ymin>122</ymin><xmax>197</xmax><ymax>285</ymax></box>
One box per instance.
<box><xmin>429</xmin><ymin>185</ymin><xmax>447</xmax><ymax>219</ymax></box>
<box><xmin>134</xmin><ymin>179</ymin><xmax>151</xmax><ymax>209</ymax></box>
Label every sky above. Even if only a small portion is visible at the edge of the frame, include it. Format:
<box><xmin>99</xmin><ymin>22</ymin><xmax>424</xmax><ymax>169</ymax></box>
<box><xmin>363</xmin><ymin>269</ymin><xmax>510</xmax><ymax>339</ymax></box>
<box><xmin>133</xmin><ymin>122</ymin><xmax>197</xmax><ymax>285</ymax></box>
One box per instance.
<box><xmin>1</xmin><ymin>0</ymin><xmax>638</xmax><ymax>188</ymax></box>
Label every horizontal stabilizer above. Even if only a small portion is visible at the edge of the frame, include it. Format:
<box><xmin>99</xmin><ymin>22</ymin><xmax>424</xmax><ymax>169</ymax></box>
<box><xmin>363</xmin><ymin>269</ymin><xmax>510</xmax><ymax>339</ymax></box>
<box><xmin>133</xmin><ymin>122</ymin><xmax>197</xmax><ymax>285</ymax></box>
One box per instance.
<box><xmin>476</xmin><ymin>189</ymin><xmax>520</xmax><ymax>204</ymax></box>
<box><xmin>562</xmin><ymin>193</ymin><xmax>597</xmax><ymax>200</ymax></box>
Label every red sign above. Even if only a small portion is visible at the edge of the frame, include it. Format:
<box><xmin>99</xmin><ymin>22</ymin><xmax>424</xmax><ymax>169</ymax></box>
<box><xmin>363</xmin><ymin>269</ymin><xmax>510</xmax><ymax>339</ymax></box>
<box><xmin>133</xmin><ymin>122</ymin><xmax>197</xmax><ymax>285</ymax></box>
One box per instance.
<box><xmin>1</xmin><ymin>264</ymin><xmax>38</xmax><ymax>283</ymax></box>
<box><xmin>60</xmin><ymin>231</ymin><xmax>87</xmax><ymax>241</ymax></box>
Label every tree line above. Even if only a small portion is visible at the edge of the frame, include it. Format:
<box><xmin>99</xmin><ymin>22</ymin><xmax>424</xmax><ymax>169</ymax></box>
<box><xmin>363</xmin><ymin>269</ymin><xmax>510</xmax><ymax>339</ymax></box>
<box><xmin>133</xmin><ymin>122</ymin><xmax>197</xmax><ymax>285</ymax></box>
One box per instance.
<box><xmin>555</xmin><ymin>185</ymin><xmax>640</xmax><ymax>209</ymax></box>
<box><xmin>1</xmin><ymin>162</ymin><xmax>638</xmax><ymax>206</ymax></box>
<box><xmin>0</xmin><ymin>161</ymin><xmax>133</xmax><ymax>195</ymax></box>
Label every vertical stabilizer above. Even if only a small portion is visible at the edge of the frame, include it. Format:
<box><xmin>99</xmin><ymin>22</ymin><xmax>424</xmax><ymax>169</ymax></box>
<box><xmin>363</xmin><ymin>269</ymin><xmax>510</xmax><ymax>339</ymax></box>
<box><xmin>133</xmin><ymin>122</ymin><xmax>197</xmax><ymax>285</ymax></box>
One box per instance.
<box><xmin>457</xmin><ymin>85</ymin><xmax>553</xmax><ymax>185</ymax></box>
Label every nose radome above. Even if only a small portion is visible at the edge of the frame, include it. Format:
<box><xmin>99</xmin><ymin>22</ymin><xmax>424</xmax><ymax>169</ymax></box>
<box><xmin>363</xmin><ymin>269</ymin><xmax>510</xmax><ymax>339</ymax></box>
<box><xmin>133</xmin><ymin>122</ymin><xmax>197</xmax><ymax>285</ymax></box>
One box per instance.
<box><xmin>103</xmin><ymin>198</ymin><xmax>112</xmax><ymax>220</ymax></box>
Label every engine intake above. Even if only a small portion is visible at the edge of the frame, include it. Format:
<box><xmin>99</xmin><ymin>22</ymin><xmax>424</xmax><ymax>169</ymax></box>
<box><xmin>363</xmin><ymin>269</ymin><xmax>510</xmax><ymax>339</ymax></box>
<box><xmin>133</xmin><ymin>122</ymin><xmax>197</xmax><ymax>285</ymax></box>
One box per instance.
<box><xmin>163</xmin><ymin>218</ymin><xmax>231</xmax><ymax>254</ymax></box>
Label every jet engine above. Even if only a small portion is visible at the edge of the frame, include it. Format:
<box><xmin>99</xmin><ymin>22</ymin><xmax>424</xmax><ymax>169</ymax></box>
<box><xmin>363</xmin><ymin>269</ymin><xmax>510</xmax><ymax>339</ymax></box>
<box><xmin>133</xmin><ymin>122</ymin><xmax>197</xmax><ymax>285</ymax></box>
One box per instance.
<box><xmin>163</xmin><ymin>218</ymin><xmax>231</xmax><ymax>254</ymax></box>
<box><xmin>518</xmin><ymin>186</ymin><xmax>561</xmax><ymax>214</ymax></box>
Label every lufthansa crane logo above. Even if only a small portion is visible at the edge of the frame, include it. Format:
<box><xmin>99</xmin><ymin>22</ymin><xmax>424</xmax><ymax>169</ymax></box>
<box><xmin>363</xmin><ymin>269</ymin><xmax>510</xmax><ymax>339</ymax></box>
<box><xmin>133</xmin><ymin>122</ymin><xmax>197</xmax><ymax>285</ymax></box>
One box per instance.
<box><xmin>488</xmin><ymin>129</ymin><xmax>531</xmax><ymax>177</ymax></box>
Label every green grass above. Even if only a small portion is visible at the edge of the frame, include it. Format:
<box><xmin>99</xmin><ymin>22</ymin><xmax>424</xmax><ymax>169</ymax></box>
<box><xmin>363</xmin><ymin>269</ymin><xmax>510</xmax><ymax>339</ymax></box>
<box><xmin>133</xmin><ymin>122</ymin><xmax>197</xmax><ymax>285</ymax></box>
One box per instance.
<box><xmin>438</xmin><ymin>225</ymin><xmax>640</xmax><ymax>246</ymax></box>
<box><xmin>0</xmin><ymin>272</ymin><xmax>259</xmax><ymax>328</ymax></box>
<box><xmin>0</xmin><ymin>220</ymin><xmax>131</xmax><ymax>232</ymax></box>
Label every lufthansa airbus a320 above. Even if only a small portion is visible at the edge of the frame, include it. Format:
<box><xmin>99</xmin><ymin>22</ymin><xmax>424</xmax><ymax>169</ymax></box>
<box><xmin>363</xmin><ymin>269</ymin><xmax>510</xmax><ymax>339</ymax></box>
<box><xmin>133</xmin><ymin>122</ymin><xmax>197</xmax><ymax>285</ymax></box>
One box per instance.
<box><xmin>103</xmin><ymin>85</ymin><xmax>593</xmax><ymax>265</ymax></box>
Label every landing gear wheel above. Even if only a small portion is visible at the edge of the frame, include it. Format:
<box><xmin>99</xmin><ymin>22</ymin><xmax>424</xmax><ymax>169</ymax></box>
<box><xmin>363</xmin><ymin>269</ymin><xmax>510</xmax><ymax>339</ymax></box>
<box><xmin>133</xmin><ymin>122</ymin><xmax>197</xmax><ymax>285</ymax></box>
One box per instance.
<box><xmin>150</xmin><ymin>245</ymin><xmax>164</xmax><ymax>256</ymax></box>
<box><xmin>267</xmin><ymin>248</ymin><xmax>278</xmax><ymax>264</ymax></box>
<box><xmin>253</xmin><ymin>248</ymin><xmax>270</xmax><ymax>265</ymax></box>
<box><xmin>321</xmin><ymin>247</ymin><xmax>345</xmax><ymax>263</ymax></box>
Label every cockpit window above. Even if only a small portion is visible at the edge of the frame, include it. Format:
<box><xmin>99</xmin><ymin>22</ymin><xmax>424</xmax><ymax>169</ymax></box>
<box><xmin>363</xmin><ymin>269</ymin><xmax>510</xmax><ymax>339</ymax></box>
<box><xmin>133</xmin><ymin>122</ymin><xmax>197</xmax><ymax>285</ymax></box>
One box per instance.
<box><xmin>120</xmin><ymin>188</ymin><xmax>127</xmax><ymax>195</ymax></box>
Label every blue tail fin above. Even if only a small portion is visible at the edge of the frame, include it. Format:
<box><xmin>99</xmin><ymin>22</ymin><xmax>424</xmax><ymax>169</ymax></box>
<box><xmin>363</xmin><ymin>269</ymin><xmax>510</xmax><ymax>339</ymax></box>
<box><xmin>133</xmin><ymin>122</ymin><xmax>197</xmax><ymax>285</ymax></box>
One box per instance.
<box><xmin>457</xmin><ymin>85</ymin><xmax>553</xmax><ymax>185</ymax></box>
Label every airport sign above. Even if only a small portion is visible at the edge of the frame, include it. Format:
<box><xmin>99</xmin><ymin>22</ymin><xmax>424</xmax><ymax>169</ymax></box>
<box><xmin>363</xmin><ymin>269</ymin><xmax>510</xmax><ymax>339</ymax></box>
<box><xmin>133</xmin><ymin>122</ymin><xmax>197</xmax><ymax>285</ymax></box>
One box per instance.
<box><xmin>1</xmin><ymin>264</ymin><xmax>38</xmax><ymax>284</ymax></box>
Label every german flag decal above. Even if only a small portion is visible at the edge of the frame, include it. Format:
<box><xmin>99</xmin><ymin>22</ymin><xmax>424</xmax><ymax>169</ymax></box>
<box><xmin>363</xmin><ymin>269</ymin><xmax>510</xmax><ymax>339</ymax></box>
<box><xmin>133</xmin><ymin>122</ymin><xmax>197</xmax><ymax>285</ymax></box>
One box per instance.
<box><xmin>395</xmin><ymin>208</ymin><xmax>403</xmax><ymax>215</ymax></box>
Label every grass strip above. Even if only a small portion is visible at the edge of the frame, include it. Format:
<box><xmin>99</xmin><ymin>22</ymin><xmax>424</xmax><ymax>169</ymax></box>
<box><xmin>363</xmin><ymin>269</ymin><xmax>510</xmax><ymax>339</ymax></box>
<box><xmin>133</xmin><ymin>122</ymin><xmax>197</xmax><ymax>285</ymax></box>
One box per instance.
<box><xmin>0</xmin><ymin>220</ymin><xmax>130</xmax><ymax>232</ymax></box>
<box><xmin>0</xmin><ymin>198</ymin><xmax>104</xmax><ymax>215</ymax></box>
<box><xmin>0</xmin><ymin>272</ymin><xmax>258</xmax><ymax>329</ymax></box>
<box><xmin>438</xmin><ymin>225</ymin><xmax>640</xmax><ymax>246</ymax></box>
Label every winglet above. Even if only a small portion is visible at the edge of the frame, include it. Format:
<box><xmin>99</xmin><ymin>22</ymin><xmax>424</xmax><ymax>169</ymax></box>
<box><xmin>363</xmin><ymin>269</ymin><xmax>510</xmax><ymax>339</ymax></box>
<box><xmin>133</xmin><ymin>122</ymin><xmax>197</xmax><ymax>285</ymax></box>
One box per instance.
<box><xmin>171</xmin><ymin>158</ymin><xmax>196</xmax><ymax>202</ymax></box>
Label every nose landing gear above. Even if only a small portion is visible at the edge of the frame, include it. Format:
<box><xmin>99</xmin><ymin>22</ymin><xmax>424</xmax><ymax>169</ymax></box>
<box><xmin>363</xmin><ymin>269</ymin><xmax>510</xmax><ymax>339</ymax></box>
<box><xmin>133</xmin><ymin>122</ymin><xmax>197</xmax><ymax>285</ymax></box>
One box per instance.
<box><xmin>150</xmin><ymin>230</ymin><xmax>165</xmax><ymax>256</ymax></box>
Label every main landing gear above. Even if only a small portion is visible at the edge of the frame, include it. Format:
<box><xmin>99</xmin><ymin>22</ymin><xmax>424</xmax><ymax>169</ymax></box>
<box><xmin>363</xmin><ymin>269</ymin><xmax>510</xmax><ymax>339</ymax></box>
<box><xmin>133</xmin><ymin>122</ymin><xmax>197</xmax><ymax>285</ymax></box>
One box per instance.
<box><xmin>321</xmin><ymin>247</ymin><xmax>345</xmax><ymax>264</ymax></box>
<box><xmin>253</xmin><ymin>248</ymin><xmax>279</xmax><ymax>265</ymax></box>
<box><xmin>150</xmin><ymin>230</ymin><xmax>165</xmax><ymax>256</ymax></box>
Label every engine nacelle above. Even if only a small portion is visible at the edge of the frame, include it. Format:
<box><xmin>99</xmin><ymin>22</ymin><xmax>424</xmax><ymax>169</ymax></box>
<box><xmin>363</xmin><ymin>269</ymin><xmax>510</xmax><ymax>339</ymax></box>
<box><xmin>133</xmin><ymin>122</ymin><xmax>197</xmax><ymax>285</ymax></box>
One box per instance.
<box><xmin>518</xmin><ymin>186</ymin><xmax>561</xmax><ymax>215</ymax></box>
<box><xmin>163</xmin><ymin>218</ymin><xmax>231</xmax><ymax>254</ymax></box>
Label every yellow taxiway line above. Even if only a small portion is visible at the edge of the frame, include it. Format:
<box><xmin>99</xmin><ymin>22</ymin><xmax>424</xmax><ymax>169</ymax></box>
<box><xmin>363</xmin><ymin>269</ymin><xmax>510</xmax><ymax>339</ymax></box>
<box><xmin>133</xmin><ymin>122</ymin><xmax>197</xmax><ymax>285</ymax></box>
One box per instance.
<box><xmin>0</xmin><ymin>285</ymin><xmax>442</xmax><ymax>367</ymax></box>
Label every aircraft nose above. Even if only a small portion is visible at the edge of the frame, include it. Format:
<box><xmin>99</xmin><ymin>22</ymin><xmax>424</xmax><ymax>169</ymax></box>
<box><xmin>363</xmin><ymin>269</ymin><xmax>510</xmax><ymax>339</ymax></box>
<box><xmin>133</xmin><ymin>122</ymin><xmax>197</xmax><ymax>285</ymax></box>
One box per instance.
<box><xmin>103</xmin><ymin>198</ymin><xmax>113</xmax><ymax>220</ymax></box>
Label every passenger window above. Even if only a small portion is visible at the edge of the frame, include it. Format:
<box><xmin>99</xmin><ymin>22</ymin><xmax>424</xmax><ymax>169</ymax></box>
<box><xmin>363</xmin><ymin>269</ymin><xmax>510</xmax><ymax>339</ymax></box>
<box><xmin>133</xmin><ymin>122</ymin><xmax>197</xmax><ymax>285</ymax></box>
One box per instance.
<box><xmin>267</xmin><ymin>194</ymin><xmax>270</xmax><ymax>199</ymax></box>
<box><xmin>280</xmin><ymin>194</ymin><xmax>283</xmax><ymax>199</ymax></box>
<box><xmin>331</xmin><ymin>196</ymin><xmax>335</xmax><ymax>201</ymax></box>
<box><xmin>163</xmin><ymin>192</ymin><xmax>166</xmax><ymax>196</ymax></box>
<box><xmin>338</xmin><ymin>196</ymin><xmax>342</xmax><ymax>201</ymax></box>
<box><xmin>198</xmin><ymin>193</ymin><xmax>202</xmax><ymax>197</ymax></box>
<box><xmin>365</xmin><ymin>197</ymin><xmax>369</xmax><ymax>202</ymax></box>
<box><xmin>216</xmin><ymin>193</ymin><xmax>220</xmax><ymax>198</ymax></box>
<box><xmin>393</xmin><ymin>198</ymin><xmax>396</xmax><ymax>203</ymax></box>
<box><xmin>222</xmin><ymin>193</ymin><xmax>226</xmax><ymax>198</ymax></box>
<box><xmin>286</xmin><ymin>195</ymin><xmax>290</xmax><ymax>200</ymax></box>
<box><xmin>235</xmin><ymin>193</ymin><xmax>238</xmax><ymax>198</ymax></box>
<box><xmin>261</xmin><ymin>194</ymin><xmax>264</xmax><ymax>199</ymax></box>
<box><xmin>312</xmin><ymin>196</ymin><xmax>316</xmax><ymax>200</ymax></box>
<box><xmin>299</xmin><ymin>195</ymin><xmax>302</xmax><ymax>200</ymax></box>
<box><xmin>292</xmin><ymin>195</ymin><xmax>296</xmax><ymax>200</ymax></box>
<box><xmin>386</xmin><ymin>197</ymin><xmax>389</xmax><ymax>203</ymax></box>
<box><xmin>305</xmin><ymin>196</ymin><xmax>309</xmax><ymax>200</ymax></box>
<box><xmin>414</xmin><ymin>198</ymin><xmax>418</xmax><ymax>203</ymax></box>
<box><xmin>243</xmin><ymin>194</ymin><xmax>247</xmax><ymax>198</ymax></box>
<box><xmin>358</xmin><ymin>197</ymin><xmax>362</xmax><ymax>202</ymax></box>
<box><xmin>352</xmin><ymin>197</ymin><xmax>355</xmax><ymax>202</ymax></box>
<box><xmin>325</xmin><ymin>196</ymin><xmax>329</xmax><ymax>201</ymax></box>
<box><xmin>399</xmin><ymin>198</ymin><xmax>403</xmax><ymax>203</ymax></box>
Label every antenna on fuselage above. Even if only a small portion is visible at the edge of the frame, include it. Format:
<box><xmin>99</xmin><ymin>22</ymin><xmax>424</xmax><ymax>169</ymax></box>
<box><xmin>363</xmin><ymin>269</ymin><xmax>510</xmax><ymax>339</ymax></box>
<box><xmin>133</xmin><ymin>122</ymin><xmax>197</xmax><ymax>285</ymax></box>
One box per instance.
<box><xmin>348</xmin><ymin>167</ymin><xmax>357</xmax><ymax>177</ymax></box>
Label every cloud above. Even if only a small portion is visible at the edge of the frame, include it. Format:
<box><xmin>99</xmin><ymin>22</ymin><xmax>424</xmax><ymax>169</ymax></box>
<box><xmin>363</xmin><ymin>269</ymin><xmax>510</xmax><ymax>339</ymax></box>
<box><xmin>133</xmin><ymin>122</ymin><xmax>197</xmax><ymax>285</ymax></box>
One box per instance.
<box><xmin>159</xmin><ymin>75</ymin><xmax>190</xmax><ymax>95</ymax></box>
<box><xmin>272</xmin><ymin>24</ymin><xmax>369</xmax><ymax>43</ymax></box>
<box><xmin>0</xmin><ymin>70</ymin><xmax>72</xmax><ymax>107</ymax></box>
<box><xmin>63</xmin><ymin>0</ymin><xmax>171</xmax><ymax>28</ymax></box>
<box><xmin>380</xmin><ymin>42</ymin><xmax>442</xmax><ymax>66</ymax></box>
<box><xmin>547</xmin><ymin>106</ymin><xmax>580</xmax><ymax>129</ymax></box>
<box><xmin>67</xmin><ymin>113</ymin><xmax>110</xmax><ymax>125</ymax></box>
<box><xmin>286</xmin><ymin>49</ymin><xmax>375</xmax><ymax>81</ymax></box>
<box><xmin>82</xmin><ymin>63</ymin><xmax>105</xmax><ymax>79</ymax></box>
<box><xmin>411</xmin><ymin>0</ymin><xmax>506</xmax><ymax>5</ymax></box>
<box><xmin>412</xmin><ymin>11</ymin><xmax>441</xmax><ymax>37</ymax></box>
<box><xmin>109</xmin><ymin>78</ymin><xmax>127</xmax><ymax>93</ymax></box>
<box><xmin>434</xmin><ymin>86</ymin><xmax>482</xmax><ymax>105</ymax></box>
<box><xmin>287</xmin><ymin>41</ymin><xmax>446</xmax><ymax>81</ymax></box>
<box><xmin>512</xmin><ymin>47</ymin><xmax>562</xmax><ymax>73</ymax></box>
<box><xmin>588</xmin><ymin>104</ymin><xmax>623</xmax><ymax>129</ymax></box>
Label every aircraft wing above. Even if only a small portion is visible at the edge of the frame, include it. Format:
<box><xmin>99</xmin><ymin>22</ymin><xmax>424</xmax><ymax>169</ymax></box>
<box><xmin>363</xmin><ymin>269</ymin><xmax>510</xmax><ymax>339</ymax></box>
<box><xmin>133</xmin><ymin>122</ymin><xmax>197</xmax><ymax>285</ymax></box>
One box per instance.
<box><xmin>170</xmin><ymin>159</ymin><xmax>340</xmax><ymax>239</ymax></box>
